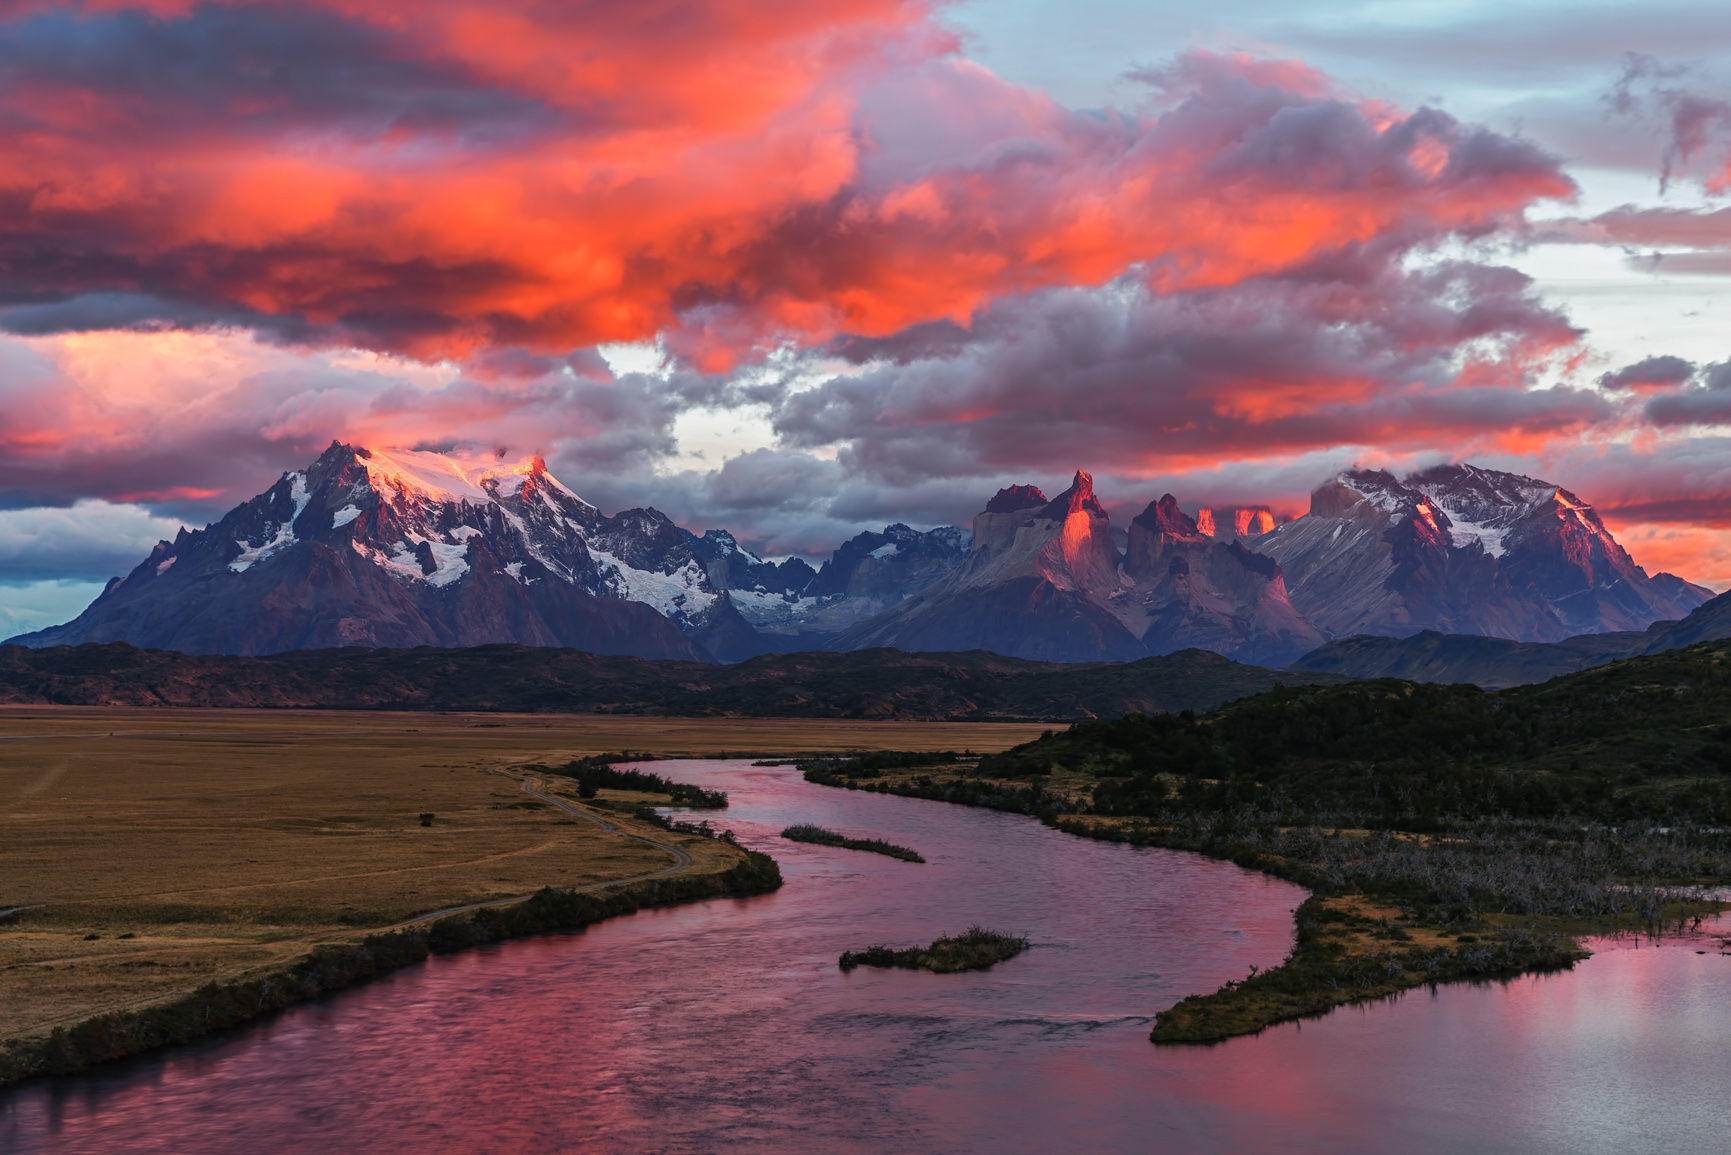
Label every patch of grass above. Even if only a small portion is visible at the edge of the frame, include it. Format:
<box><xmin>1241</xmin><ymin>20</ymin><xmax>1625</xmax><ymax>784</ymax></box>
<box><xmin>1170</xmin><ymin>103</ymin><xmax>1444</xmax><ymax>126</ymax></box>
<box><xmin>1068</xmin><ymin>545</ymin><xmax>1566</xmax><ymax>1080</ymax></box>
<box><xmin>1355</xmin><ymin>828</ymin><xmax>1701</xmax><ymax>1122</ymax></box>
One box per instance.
<box><xmin>782</xmin><ymin>824</ymin><xmax>925</xmax><ymax>862</ymax></box>
<box><xmin>839</xmin><ymin>925</ymin><xmax>1028</xmax><ymax>973</ymax></box>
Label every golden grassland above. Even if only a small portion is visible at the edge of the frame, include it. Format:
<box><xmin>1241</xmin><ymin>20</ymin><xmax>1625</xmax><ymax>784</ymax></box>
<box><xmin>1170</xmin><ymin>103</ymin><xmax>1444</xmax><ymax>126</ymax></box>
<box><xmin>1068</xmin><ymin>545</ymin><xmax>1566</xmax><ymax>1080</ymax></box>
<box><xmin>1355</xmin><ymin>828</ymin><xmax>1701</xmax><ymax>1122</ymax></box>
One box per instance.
<box><xmin>0</xmin><ymin>707</ymin><xmax>1050</xmax><ymax>1057</ymax></box>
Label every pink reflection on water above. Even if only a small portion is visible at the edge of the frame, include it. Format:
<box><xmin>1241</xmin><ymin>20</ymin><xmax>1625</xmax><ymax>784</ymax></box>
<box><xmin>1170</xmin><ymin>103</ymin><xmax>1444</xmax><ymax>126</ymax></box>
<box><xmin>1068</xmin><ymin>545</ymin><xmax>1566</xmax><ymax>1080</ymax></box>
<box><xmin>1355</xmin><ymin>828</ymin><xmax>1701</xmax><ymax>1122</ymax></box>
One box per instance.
<box><xmin>4</xmin><ymin>762</ymin><xmax>1730</xmax><ymax>1152</ymax></box>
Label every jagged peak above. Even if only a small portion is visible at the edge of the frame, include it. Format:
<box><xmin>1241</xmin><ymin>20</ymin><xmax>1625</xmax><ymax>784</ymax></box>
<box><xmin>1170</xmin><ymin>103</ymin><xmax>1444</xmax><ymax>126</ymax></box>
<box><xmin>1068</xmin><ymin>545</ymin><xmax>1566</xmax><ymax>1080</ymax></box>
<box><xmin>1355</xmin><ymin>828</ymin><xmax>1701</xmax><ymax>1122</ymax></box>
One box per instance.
<box><xmin>983</xmin><ymin>484</ymin><xmax>1048</xmax><ymax>514</ymax></box>
<box><xmin>1039</xmin><ymin>469</ymin><xmax>1107</xmax><ymax>520</ymax></box>
<box><xmin>1132</xmin><ymin>493</ymin><xmax>1201</xmax><ymax>539</ymax></box>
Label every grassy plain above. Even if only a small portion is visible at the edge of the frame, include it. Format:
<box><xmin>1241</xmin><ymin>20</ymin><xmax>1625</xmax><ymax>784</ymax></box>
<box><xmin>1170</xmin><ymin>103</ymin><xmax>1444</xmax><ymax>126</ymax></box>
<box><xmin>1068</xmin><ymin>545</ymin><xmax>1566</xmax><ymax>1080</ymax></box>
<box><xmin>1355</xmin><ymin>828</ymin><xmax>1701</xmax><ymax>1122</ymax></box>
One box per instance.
<box><xmin>0</xmin><ymin>707</ymin><xmax>1049</xmax><ymax>1061</ymax></box>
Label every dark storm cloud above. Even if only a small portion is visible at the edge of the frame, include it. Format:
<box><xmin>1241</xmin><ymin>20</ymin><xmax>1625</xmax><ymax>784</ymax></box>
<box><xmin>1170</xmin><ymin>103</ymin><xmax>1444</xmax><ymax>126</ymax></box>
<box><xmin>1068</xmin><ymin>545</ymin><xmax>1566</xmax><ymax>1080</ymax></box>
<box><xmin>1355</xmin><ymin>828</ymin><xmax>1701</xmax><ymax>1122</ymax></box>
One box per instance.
<box><xmin>1646</xmin><ymin>360</ymin><xmax>1731</xmax><ymax>425</ymax></box>
<box><xmin>1599</xmin><ymin>354</ymin><xmax>1698</xmax><ymax>391</ymax></box>
<box><xmin>773</xmin><ymin>260</ymin><xmax>1595</xmax><ymax>485</ymax></box>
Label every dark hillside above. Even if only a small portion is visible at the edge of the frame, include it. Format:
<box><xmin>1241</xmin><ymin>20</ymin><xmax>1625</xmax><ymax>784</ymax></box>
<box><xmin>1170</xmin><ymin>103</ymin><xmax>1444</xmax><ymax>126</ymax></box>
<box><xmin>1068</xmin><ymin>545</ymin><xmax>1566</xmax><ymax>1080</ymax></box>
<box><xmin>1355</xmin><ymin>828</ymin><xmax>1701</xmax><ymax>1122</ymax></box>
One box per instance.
<box><xmin>0</xmin><ymin>643</ymin><xmax>1345</xmax><ymax>721</ymax></box>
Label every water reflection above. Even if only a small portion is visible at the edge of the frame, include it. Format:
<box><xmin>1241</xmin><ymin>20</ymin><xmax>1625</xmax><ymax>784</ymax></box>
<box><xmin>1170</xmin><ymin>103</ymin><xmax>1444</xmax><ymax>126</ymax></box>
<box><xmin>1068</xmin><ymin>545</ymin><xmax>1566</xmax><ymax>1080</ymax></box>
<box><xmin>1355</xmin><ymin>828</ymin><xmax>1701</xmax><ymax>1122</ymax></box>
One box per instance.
<box><xmin>4</xmin><ymin>761</ymin><xmax>1728</xmax><ymax>1152</ymax></box>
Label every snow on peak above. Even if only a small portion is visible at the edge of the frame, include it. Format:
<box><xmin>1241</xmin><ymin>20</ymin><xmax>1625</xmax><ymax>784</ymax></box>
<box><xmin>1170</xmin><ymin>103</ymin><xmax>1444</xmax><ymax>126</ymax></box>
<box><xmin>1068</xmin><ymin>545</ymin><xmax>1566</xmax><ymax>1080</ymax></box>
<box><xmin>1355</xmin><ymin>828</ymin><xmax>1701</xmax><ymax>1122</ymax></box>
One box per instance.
<box><xmin>1336</xmin><ymin>469</ymin><xmax>1416</xmax><ymax>515</ymax></box>
<box><xmin>1406</xmin><ymin>463</ymin><xmax>1586</xmax><ymax>557</ymax></box>
<box><xmin>588</xmin><ymin>548</ymin><xmax>717</xmax><ymax>617</ymax></box>
<box><xmin>356</xmin><ymin>446</ymin><xmax>588</xmax><ymax>509</ymax></box>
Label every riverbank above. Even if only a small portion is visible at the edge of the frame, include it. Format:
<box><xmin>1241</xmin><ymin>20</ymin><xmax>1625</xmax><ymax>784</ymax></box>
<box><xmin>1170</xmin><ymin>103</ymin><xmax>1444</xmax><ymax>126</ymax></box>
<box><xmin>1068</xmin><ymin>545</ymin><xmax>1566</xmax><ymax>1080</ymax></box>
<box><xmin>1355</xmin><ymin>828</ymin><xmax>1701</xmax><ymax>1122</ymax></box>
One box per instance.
<box><xmin>2</xmin><ymin>712</ymin><xmax>1049</xmax><ymax>1088</ymax></box>
<box><xmin>802</xmin><ymin>760</ymin><xmax>1729</xmax><ymax>1043</ymax></box>
<box><xmin>1</xmin><ymin>848</ymin><xmax>781</xmax><ymax>1086</ymax></box>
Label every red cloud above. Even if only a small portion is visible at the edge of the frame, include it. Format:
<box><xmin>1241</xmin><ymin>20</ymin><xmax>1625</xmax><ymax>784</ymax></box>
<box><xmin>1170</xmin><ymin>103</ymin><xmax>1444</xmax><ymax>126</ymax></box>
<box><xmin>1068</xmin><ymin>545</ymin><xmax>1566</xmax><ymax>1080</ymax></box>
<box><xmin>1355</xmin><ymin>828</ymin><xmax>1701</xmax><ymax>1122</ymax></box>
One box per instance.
<box><xmin>0</xmin><ymin>3</ymin><xmax>1572</xmax><ymax>365</ymax></box>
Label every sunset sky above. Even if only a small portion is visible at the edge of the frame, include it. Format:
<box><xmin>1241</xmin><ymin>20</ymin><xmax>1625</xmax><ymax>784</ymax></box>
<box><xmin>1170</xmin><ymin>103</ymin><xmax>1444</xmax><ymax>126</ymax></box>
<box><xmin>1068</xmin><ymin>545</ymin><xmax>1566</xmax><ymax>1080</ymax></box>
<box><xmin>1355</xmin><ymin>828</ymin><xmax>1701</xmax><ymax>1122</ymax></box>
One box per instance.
<box><xmin>4</xmin><ymin>0</ymin><xmax>1731</xmax><ymax>633</ymax></box>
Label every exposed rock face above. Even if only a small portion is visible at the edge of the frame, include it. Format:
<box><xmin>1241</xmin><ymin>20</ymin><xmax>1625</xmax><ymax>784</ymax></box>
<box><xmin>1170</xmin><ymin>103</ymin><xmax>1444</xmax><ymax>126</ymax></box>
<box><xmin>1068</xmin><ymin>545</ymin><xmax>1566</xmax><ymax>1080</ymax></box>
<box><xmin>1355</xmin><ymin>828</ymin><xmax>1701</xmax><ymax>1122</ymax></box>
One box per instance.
<box><xmin>1408</xmin><ymin>463</ymin><xmax>1709</xmax><ymax>635</ymax></box>
<box><xmin>1117</xmin><ymin>495</ymin><xmax>1325</xmax><ymax>666</ymax></box>
<box><xmin>836</xmin><ymin>472</ymin><xmax>1318</xmax><ymax>664</ymax></box>
<box><xmin>836</xmin><ymin>471</ymin><xmax>1147</xmax><ymax>662</ymax></box>
<box><xmin>1196</xmin><ymin>506</ymin><xmax>1278</xmax><ymax>539</ymax></box>
<box><xmin>10</xmin><ymin>443</ymin><xmax>707</xmax><ymax>659</ymax></box>
<box><xmin>1251</xmin><ymin>464</ymin><xmax>1712</xmax><ymax>642</ymax></box>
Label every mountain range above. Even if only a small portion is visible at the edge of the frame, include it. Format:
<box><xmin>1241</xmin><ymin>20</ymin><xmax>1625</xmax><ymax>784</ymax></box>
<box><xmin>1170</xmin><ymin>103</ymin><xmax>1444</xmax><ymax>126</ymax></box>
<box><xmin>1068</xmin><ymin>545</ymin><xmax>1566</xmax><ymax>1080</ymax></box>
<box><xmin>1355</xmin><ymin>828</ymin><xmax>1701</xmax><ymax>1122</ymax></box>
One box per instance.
<box><xmin>8</xmin><ymin>443</ymin><xmax>1714</xmax><ymax>664</ymax></box>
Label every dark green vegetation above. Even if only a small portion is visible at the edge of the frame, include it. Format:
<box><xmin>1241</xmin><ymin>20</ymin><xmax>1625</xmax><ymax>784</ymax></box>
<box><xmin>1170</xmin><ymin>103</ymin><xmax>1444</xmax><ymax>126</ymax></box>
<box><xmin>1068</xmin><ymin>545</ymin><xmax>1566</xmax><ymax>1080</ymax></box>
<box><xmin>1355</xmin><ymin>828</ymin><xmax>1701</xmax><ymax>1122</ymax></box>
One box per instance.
<box><xmin>537</xmin><ymin>756</ymin><xmax>728</xmax><ymax>808</ymax></box>
<box><xmin>807</xmin><ymin>640</ymin><xmax>1731</xmax><ymax>1041</ymax></box>
<box><xmin>0</xmin><ymin>642</ymin><xmax>1344</xmax><ymax>719</ymax></box>
<box><xmin>838</xmin><ymin>926</ymin><xmax>1028</xmax><ymax>973</ymax></box>
<box><xmin>980</xmin><ymin>640</ymin><xmax>1731</xmax><ymax>824</ymax></box>
<box><xmin>0</xmin><ymin>851</ymin><xmax>781</xmax><ymax>1087</ymax></box>
<box><xmin>782</xmin><ymin>824</ymin><xmax>925</xmax><ymax>862</ymax></box>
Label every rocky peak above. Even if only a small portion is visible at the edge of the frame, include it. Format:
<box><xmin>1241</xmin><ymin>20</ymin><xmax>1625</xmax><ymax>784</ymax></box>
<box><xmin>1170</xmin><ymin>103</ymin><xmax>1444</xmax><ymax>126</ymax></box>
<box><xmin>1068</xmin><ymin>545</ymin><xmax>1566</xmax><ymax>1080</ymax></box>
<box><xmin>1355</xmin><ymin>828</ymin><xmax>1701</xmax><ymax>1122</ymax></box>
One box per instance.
<box><xmin>1132</xmin><ymin>494</ymin><xmax>1203</xmax><ymax>541</ymax></box>
<box><xmin>1309</xmin><ymin>469</ymin><xmax>1424</xmax><ymax>522</ymax></box>
<box><xmin>1198</xmin><ymin>507</ymin><xmax>1278</xmax><ymax>538</ymax></box>
<box><xmin>1039</xmin><ymin>470</ymin><xmax>1108</xmax><ymax>520</ymax></box>
<box><xmin>984</xmin><ymin>484</ymin><xmax>1048</xmax><ymax>514</ymax></box>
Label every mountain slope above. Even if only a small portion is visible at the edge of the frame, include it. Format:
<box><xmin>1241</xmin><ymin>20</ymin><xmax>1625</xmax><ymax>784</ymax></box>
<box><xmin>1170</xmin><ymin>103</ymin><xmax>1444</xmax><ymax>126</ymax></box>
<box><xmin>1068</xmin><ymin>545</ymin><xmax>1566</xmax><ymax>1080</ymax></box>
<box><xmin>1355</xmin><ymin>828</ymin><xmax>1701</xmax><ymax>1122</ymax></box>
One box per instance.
<box><xmin>1288</xmin><ymin>588</ymin><xmax>1731</xmax><ymax>688</ymax></box>
<box><xmin>714</xmin><ymin>523</ymin><xmax>968</xmax><ymax>648</ymax></box>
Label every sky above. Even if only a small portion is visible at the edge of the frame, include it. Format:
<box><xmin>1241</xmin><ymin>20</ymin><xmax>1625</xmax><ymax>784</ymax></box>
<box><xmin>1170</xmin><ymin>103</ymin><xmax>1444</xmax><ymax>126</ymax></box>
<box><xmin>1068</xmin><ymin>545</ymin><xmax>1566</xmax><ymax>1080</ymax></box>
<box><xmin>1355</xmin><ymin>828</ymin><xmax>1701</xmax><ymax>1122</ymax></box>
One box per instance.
<box><xmin>5</xmin><ymin>0</ymin><xmax>1731</xmax><ymax>633</ymax></box>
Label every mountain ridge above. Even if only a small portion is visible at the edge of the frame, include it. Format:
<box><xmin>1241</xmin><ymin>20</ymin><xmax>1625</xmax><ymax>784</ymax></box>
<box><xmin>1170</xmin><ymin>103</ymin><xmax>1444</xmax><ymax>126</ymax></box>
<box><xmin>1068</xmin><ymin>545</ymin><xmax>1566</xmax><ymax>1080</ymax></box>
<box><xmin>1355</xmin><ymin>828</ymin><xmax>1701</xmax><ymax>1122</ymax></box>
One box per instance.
<box><xmin>8</xmin><ymin>447</ymin><xmax>1713</xmax><ymax>666</ymax></box>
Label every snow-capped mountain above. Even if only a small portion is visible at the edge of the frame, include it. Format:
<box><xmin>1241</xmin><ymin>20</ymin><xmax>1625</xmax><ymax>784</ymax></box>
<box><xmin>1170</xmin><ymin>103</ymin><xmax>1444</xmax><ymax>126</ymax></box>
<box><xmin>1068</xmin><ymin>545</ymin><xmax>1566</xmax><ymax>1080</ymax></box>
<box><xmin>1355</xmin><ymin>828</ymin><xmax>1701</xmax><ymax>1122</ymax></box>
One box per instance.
<box><xmin>10</xmin><ymin>442</ymin><xmax>711</xmax><ymax>658</ymax></box>
<box><xmin>1248</xmin><ymin>464</ymin><xmax>1712</xmax><ymax>641</ymax></box>
<box><xmin>9</xmin><ymin>442</ymin><xmax>972</xmax><ymax>661</ymax></box>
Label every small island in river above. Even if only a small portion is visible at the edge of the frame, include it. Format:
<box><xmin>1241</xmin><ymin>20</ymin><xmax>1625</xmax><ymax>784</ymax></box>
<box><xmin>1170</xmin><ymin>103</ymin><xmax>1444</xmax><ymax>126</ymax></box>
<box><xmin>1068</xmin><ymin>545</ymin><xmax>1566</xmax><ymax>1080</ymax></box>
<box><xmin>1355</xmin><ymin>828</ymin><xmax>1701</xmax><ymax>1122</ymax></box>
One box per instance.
<box><xmin>840</xmin><ymin>926</ymin><xmax>1029</xmax><ymax>973</ymax></box>
<box><xmin>783</xmin><ymin>824</ymin><xmax>925</xmax><ymax>862</ymax></box>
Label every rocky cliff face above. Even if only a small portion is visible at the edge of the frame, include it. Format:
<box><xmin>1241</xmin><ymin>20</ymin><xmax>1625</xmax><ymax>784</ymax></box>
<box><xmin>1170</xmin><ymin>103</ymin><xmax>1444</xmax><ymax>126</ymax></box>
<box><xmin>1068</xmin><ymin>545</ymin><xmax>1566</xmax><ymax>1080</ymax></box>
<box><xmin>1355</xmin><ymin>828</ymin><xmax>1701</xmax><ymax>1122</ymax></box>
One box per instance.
<box><xmin>835</xmin><ymin>472</ymin><xmax>1148</xmax><ymax>662</ymax></box>
<box><xmin>1116</xmin><ymin>495</ymin><xmax>1324</xmax><ymax>665</ymax></box>
<box><xmin>835</xmin><ymin>472</ymin><xmax>1320</xmax><ymax>664</ymax></box>
<box><xmin>1250</xmin><ymin>465</ymin><xmax>1711</xmax><ymax>642</ymax></box>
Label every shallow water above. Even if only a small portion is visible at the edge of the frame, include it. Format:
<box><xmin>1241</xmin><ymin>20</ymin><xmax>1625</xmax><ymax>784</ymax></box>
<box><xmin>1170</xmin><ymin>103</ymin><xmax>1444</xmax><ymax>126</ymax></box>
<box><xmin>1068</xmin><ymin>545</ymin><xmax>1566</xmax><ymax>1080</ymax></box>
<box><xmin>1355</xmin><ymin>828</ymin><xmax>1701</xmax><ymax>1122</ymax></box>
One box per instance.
<box><xmin>5</xmin><ymin>760</ymin><xmax>1729</xmax><ymax>1153</ymax></box>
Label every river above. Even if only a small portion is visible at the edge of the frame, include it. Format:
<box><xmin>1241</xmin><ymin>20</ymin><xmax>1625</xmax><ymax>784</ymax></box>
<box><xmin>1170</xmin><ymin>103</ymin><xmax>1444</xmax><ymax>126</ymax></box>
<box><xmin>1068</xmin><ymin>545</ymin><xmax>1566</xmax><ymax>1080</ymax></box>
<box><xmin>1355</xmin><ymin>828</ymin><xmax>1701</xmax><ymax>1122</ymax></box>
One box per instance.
<box><xmin>4</xmin><ymin>760</ymin><xmax>1729</xmax><ymax>1152</ymax></box>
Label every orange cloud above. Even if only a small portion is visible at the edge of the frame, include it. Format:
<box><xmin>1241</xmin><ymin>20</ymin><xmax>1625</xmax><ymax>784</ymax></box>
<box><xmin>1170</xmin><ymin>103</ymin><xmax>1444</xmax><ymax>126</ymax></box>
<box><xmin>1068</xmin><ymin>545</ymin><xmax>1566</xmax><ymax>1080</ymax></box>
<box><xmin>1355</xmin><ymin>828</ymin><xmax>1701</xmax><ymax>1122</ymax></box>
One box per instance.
<box><xmin>0</xmin><ymin>4</ymin><xmax>1572</xmax><ymax>365</ymax></box>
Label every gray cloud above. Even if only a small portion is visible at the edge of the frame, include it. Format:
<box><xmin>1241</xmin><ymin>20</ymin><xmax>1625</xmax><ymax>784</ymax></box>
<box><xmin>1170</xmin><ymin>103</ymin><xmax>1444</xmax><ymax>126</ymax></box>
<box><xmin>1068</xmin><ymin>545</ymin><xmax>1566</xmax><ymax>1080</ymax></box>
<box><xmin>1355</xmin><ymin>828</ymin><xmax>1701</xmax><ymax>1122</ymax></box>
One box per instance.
<box><xmin>1599</xmin><ymin>353</ymin><xmax>1698</xmax><ymax>389</ymax></box>
<box><xmin>0</xmin><ymin>500</ymin><xmax>185</xmax><ymax>583</ymax></box>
